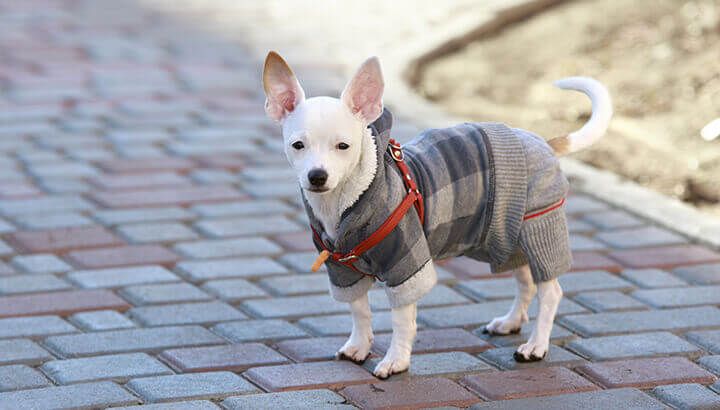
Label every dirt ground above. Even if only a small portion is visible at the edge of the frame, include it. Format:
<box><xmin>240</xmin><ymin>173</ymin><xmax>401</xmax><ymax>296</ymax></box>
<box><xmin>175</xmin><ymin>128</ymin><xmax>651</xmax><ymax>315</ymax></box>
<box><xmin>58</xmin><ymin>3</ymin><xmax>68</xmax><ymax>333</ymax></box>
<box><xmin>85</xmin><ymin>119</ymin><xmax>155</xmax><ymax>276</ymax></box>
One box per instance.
<box><xmin>417</xmin><ymin>0</ymin><xmax>720</xmax><ymax>216</ymax></box>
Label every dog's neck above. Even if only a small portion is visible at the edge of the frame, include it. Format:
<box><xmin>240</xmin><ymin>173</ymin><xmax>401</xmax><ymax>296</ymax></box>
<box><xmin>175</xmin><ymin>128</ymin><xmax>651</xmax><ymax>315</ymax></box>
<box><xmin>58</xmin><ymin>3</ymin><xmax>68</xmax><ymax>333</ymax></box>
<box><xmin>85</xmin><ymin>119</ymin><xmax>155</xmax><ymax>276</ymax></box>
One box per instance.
<box><xmin>304</xmin><ymin>127</ymin><xmax>378</xmax><ymax>241</ymax></box>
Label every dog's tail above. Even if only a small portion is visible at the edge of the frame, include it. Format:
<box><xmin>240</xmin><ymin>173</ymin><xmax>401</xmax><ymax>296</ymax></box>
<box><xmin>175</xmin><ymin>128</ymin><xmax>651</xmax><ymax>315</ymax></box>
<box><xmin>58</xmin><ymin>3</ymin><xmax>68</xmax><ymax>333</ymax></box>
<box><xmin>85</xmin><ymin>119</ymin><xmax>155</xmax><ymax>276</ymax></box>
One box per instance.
<box><xmin>547</xmin><ymin>77</ymin><xmax>613</xmax><ymax>156</ymax></box>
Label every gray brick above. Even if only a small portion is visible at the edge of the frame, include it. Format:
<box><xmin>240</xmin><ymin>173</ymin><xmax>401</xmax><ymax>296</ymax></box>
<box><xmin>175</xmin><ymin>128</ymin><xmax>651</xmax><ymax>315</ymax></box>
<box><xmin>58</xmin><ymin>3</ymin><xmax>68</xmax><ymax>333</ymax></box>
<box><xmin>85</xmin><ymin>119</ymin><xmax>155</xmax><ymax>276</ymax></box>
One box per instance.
<box><xmin>191</xmin><ymin>200</ymin><xmax>295</xmax><ymax>218</ymax></box>
<box><xmin>14</xmin><ymin>212</ymin><xmax>94</xmax><ymax>230</ymax></box>
<box><xmin>567</xmin><ymin>332</ymin><xmax>702</xmax><ymax>361</ymax></box>
<box><xmin>595</xmin><ymin>226</ymin><xmax>686</xmax><ymax>248</ymax></box>
<box><xmin>239</xmin><ymin>166</ymin><xmax>297</xmax><ymax>181</ymax></box>
<box><xmin>0</xmin><ymin>339</ymin><xmax>52</xmax><ymax>365</ymax></box>
<box><xmin>243</xmin><ymin>182</ymin><xmax>299</xmax><ymax>198</ymax></box>
<box><xmin>456</xmin><ymin>278</ymin><xmax>515</xmax><ymax>300</ymax></box>
<box><xmin>652</xmin><ymin>383</ymin><xmax>720</xmax><ymax>410</ymax></box>
<box><xmin>174</xmin><ymin>238</ymin><xmax>282</xmax><ymax>258</ymax></box>
<box><xmin>366</xmin><ymin>351</ymin><xmax>492</xmax><ymax>379</ymax></box>
<box><xmin>475</xmin><ymin>320</ymin><xmax>576</xmax><ymax>347</ymax></box>
<box><xmin>480</xmin><ymin>345</ymin><xmax>585</xmax><ymax>370</ymax></box>
<box><xmin>685</xmin><ymin>330</ymin><xmax>720</xmax><ymax>354</ymax></box>
<box><xmin>40</xmin><ymin>178</ymin><xmax>89</xmax><ymax>194</ymax></box>
<box><xmin>223</xmin><ymin>389</ymin><xmax>350</xmax><ymax>410</ymax></box>
<box><xmin>194</xmin><ymin>215</ymin><xmax>303</xmax><ymax>238</ymax></box>
<box><xmin>202</xmin><ymin>279</ymin><xmax>267</xmax><ymax>301</ymax></box>
<box><xmin>11</xmin><ymin>254</ymin><xmax>72</xmax><ymax>273</ymax></box>
<box><xmin>242</xmin><ymin>294</ymin><xmax>346</xmax><ymax>318</ymax></box>
<box><xmin>570</xmin><ymin>235</ymin><xmax>606</xmax><ymax>251</ymax></box>
<box><xmin>29</xmin><ymin>162</ymin><xmax>99</xmax><ymax>179</ymax></box>
<box><xmin>0</xmin><ymin>274</ymin><xmax>72</xmax><ymax>294</ymax></box>
<box><xmin>69</xmin><ymin>310</ymin><xmax>136</xmax><ymax>331</ymax></box>
<box><xmin>699</xmin><ymin>355</ymin><xmax>720</xmax><ymax>375</ymax></box>
<box><xmin>176</xmin><ymin>257</ymin><xmax>288</xmax><ymax>282</ymax></box>
<box><xmin>118</xmin><ymin>222</ymin><xmax>199</xmax><ymax>244</ymax></box>
<box><xmin>0</xmin><ymin>316</ymin><xmax>77</xmax><ymax>339</ymax></box>
<box><xmin>559</xmin><ymin>306</ymin><xmax>720</xmax><ymax>336</ymax></box>
<box><xmin>368</xmin><ymin>285</ymin><xmax>471</xmax><ymax>310</ymax></box>
<box><xmin>189</xmin><ymin>169</ymin><xmax>237</xmax><ymax>184</ymax></box>
<box><xmin>68</xmin><ymin>265</ymin><xmax>180</xmax><ymax>288</ymax></box>
<box><xmin>121</xmin><ymin>283</ymin><xmax>212</xmax><ymax>305</ymax></box>
<box><xmin>573</xmin><ymin>291</ymin><xmax>648</xmax><ymax>312</ymax></box>
<box><xmin>258</xmin><ymin>273</ymin><xmax>328</xmax><ymax>296</ymax></box>
<box><xmin>0</xmin><ymin>195</ymin><xmax>94</xmax><ymax>215</ymax></box>
<box><xmin>564</xmin><ymin>195</ymin><xmax>610</xmax><ymax>214</ymax></box>
<box><xmin>0</xmin><ymin>240</ymin><xmax>13</xmax><ymax>256</ymax></box>
<box><xmin>114</xmin><ymin>401</ymin><xmax>220</xmax><ymax>410</ymax></box>
<box><xmin>0</xmin><ymin>365</ymin><xmax>50</xmax><ymax>392</ymax></box>
<box><xmin>632</xmin><ymin>286</ymin><xmax>720</xmax><ymax>308</ymax></box>
<box><xmin>42</xmin><ymin>353</ymin><xmax>172</xmax><ymax>384</ymax></box>
<box><xmin>212</xmin><ymin>319</ymin><xmax>308</xmax><ymax>342</ymax></box>
<box><xmin>582</xmin><ymin>210</ymin><xmax>645</xmax><ymax>229</ymax></box>
<box><xmin>129</xmin><ymin>301</ymin><xmax>245</xmax><ymax>326</ymax></box>
<box><xmin>673</xmin><ymin>263</ymin><xmax>720</xmax><ymax>285</ymax></box>
<box><xmin>559</xmin><ymin>271</ymin><xmax>636</xmax><ymax>293</ymax></box>
<box><xmin>420</xmin><ymin>299</ymin><xmax>586</xmax><ymax>328</ymax></box>
<box><xmin>44</xmin><ymin>326</ymin><xmax>225</xmax><ymax>358</ymax></box>
<box><xmin>127</xmin><ymin>371</ymin><xmax>258</xmax><ymax>403</ymax></box>
<box><xmin>93</xmin><ymin>207</ymin><xmax>195</xmax><ymax>225</ymax></box>
<box><xmin>279</xmin><ymin>252</ymin><xmax>326</xmax><ymax>272</ymax></box>
<box><xmin>470</xmin><ymin>387</ymin><xmax>664</xmax><ymax>409</ymax></box>
<box><xmin>0</xmin><ymin>218</ymin><xmax>15</xmax><ymax>234</ymax></box>
<box><xmin>298</xmin><ymin>312</ymin><xmax>425</xmax><ymax>337</ymax></box>
<box><xmin>620</xmin><ymin>268</ymin><xmax>688</xmax><ymax>288</ymax></box>
<box><xmin>0</xmin><ymin>381</ymin><xmax>138</xmax><ymax>409</ymax></box>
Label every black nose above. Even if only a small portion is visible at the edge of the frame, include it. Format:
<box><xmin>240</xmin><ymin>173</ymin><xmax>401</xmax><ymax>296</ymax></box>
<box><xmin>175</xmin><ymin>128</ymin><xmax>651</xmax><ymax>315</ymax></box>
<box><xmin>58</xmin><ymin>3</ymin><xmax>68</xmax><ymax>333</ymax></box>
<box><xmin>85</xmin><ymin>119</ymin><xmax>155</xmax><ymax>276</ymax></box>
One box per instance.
<box><xmin>308</xmin><ymin>169</ymin><xmax>328</xmax><ymax>187</ymax></box>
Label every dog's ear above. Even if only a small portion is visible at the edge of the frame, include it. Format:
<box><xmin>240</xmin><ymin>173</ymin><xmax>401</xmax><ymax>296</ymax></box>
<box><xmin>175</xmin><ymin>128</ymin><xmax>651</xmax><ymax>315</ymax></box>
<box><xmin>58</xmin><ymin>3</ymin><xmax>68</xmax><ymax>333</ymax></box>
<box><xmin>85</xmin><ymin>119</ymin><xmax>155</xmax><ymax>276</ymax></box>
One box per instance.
<box><xmin>263</xmin><ymin>51</ymin><xmax>306</xmax><ymax>122</ymax></box>
<box><xmin>341</xmin><ymin>56</ymin><xmax>384</xmax><ymax>124</ymax></box>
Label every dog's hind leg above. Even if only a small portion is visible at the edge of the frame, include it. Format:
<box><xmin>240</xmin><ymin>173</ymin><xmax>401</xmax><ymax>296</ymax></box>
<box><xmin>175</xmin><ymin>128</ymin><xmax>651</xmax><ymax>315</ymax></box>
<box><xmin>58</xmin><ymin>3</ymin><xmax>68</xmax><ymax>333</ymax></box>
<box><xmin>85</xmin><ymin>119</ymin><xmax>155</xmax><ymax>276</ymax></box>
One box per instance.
<box><xmin>514</xmin><ymin>278</ymin><xmax>563</xmax><ymax>362</ymax></box>
<box><xmin>483</xmin><ymin>264</ymin><xmax>536</xmax><ymax>335</ymax></box>
<box><xmin>336</xmin><ymin>292</ymin><xmax>374</xmax><ymax>364</ymax></box>
<box><xmin>373</xmin><ymin>302</ymin><xmax>416</xmax><ymax>379</ymax></box>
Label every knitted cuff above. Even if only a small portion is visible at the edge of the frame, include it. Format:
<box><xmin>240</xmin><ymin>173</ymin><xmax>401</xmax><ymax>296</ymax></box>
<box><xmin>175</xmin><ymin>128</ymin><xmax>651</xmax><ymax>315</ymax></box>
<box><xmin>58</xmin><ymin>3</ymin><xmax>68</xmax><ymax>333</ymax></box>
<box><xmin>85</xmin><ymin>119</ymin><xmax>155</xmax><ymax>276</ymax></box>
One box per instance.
<box><xmin>328</xmin><ymin>275</ymin><xmax>375</xmax><ymax>303</ymax></box>
<box><xmin>519</xmin><ymin>207</ymin><xmax>572</xmax><ymax>283</ymax></box>
<box><xmin>491</xmin><ymin>249</ymin><xmax>528</xmax><ymax>273</ymax></box>
<box><xmin>384</xmin><ymin>260</ymin><xmax>437</xmax><ymax>308</ymax></box>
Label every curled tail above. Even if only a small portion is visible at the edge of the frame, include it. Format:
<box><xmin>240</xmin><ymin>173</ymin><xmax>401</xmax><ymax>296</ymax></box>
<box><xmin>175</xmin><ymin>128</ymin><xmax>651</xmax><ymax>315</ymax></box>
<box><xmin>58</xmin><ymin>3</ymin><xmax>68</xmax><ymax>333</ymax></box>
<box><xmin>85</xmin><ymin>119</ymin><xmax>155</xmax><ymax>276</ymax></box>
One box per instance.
<box><xmin>547</xmin><ymin>77</ymin><xmax>613</xmax><ymax>156</ymax></box>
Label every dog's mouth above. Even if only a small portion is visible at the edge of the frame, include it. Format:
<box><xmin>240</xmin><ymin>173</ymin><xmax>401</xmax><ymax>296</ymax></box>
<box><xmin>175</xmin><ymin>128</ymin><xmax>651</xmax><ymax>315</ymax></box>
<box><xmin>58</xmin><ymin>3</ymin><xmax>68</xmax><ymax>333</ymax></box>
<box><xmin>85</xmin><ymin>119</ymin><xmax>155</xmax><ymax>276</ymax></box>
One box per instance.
<box><xmin>306</xmin><ymin>187</ymin><xmax>330</xmax><ymax>193</ymax></box>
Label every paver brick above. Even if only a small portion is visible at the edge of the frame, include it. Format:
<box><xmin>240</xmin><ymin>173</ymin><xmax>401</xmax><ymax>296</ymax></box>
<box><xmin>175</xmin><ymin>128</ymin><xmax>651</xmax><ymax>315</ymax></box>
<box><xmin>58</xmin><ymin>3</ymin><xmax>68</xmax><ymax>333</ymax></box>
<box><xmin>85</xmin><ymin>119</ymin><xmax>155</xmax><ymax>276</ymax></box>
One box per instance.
<box><xmin>98</xmin><ymin>157</ymin><xmax>196</xmax><ymax>173</ymax></box>
<box><xmin>212</xmin><ymin>319</ymin><xmax>308</xmax><ymax>343</ymax></box>
<box><xmin>14</xmin><ymin>212</ymin><xmax>94</xmax><ymax>230</ymax></box>
<box><xmin>569</xmin><ymin>251</ymin><xmax>623</xmax><ymax>272</ymax></box>
<box><xmin>559</xmin><ymin>271</ymin><xmax>636</xmax><ymax>293</ymax></box>
<box><xmin>271</xmin><ymin>231</ymin><xmax>317</xmax><ymax>252</ymax></box>
<box><xmin>0</xmin><ymin>289</ymin><xmax>129</xmax><ymax>318</ymax></box>
<box><xmin>373</xmin><ymin>328</ymin><xmax>491</xmax><ymax>355</ymax></box>
<box><xmin>673</xmin><ymin>263</ymin><xmax>720</xmax><ymax>285</ymax></box>
<box><xmin>582</xmin><ymin>210</ymin><xmax>645</xmax><ymax>229</ymax></box>
<box><xmin>577</xmin><ymin>357</ymin><xmax>717</xmax><ymax>389</ymax></box>
<box><xmin>0</xmin><ymin>316</ymin><xmax>77</xmax><ymax>339</ymax></box>
<box><xmin>0</xmin><ymin>365</ymin><xmax>50</xmax><ymax>392</ymax></box>
<box><xmin>176</xmin><ymin>257</ymin><xmax>287</xmax><ymax>281</ymax></box>
<box><xmin>121</xmin><ymin>283</ymin><xmax>212</xmax><ymax>305</ymax></box>
<box><xmin>570</xmin><ymin>235</ymin><xmax>606</xmax><ymax>251</ymax></box>
<box><xmin>699</xmin><ymin>356</ymin><xmax>720</xmax><ymax>375</ymax></box>
<box><xmin>567</xmin><ymin>331</ymin><xmax>702</xmax><ymax>361</ymax></box>
<box><xmin>69</xmin><ymin>310</ymin><xmax>136</xmax><ymax>331</ymax></box>
<box><xmin>0</xmin><ymin>274</ymin><xmax>71</xmax><ymax>295</ymax></box>
<box><xmin>0</xmin><ymin>381</ymin><xmax>139</xmax><ymax>409</ymax></box>
<box><xmin>0</xmin><ymin>195</ymin><xmax>94</xmax><ymax>216</ymax></box>
<box><xmin>114</xmin><ymin>401</ymin><xmax>220</xmax><ymax>410</ymax></box>
<box><xmin>244</xmin><ymin>361</ymin><xmax>376</xmax><ymax>392</ymax></box>
<box><xmin>195</xmin><ymin>215</ymin><xmax>303</xmax><ymax>238</ymax></box>
<box><xmin>67</xmin><ymin>265</ymin><xmax>179</xmax><ymax>288</ymax></box>
<box><xmin>92</xmin><ymin>185</ymin><xmax>244</xmax><ymax>208</ymax></box>
<box><xmin>572</xmin><ymin>290</ymin><xmax>648</xmax><ymax>312</ymax></box>
<box><xmin>242</xmin><ymin>294</ymin><xmax>346</xmax><ymax>318</ymax></box>
<box><xmin>0</xmin><ymin>339</ymin><xmax>53</xmax><ymax>365</ymax></box>
<box><xmin>66</xmin><ymin>245</ymin><xmax>180</xmax><ymax>268</ymax></box>
<box><xmin>191</xmin><ymin>200</ymin><xmax>294</xmax><ymax>218</ymax></box>
<box><xmin>461</xmin><ymin>366</ymin><xmax>598</xmax><ymax>400</ymax></box>
<box><xmin>632</xmin><ymin>285</ymin><xmax>720</xmax><ymax>308</ymax></box>
<box><xmin>160</xmin><ymin>343</ymin><xmax>290</xmax><ymax>373</ymax></box>
<box><xmin>366</xmin><ymin>351</ymin><xmax>493</xmax><ymax>379</ymax></box>
<box><xmin>42</xmin><ymin>352</ymin><xmax>173</xmax><ymax>384</ymax></box>
<box><xmin>652</xmin><ymin>383</ymin><xmax>720</xmax><ymax>409</ymax></box>
<box><xmin>5</xmin><ymin>226</ymin><xmax>124</xmax><ymax>253</ymax></box>
<box><xmin>341</xmin><ymin>377</ymin><xmax>480</xmax><ymax>409</ymax></box>
<box><xmin>90</xmin><ymin>171</ymin><xmax>189</xmax><ymax>190</ymax></box>
<box><xmin>202</xmin><ymin>279</ymin><xmax>267</xmax><ymax>301</ymax></box>
<box><xmin>278</xmin><ymin>252</ymin><xmax>327</xmax><ymax>272</ymax></box>
<box><xmin>275</xmin><ymin>337</ymin><xmax>349</xmax><ymax>362</ymax></box>
<box><xmin>127</xmin><ymin>371</ymin><xmax>258</xmax><ymax>403</ymax></box>
<box><xmin>117</xmin><ymin>222</ymin><xmax>199</xmax><ymax>243</ymax></box>
<box><xmin>595</xmin><ymin>226</ymin><xmax>686</xmax><ymax>248</ymax></box>
<box><xmin>258</xmin><ymin>273</ymin><xmax>328</xmax><ymax>296</ymax></box>
<box><xmin>620</xmin><ymin>268</ymin><xmax>688</xmax><ymax>288</ymax></box>
<box><xmin>223</xmin><ymin>389</ymin><xmax>351</xmax><ymax>410</ymax></box>
<box><xmin>685</xmin><ymin>330</ymin><xmax>720</xmax><ymax>354</ymax></box>
<box><xmin>469</xmin><ymin>387</ymin><xmax>665</xmax><ymax>409</ymax></box>
<box><xmin>93</xmin><ymin>206</ymin><xmax>195</xmax><ymax>225</ymax></box>
<box><xmin>10</xmin><ymin>254</ymin><xmax>72</xmax><ymax>273</ymax></box>
<box><xmin>559</xmin><ymin>306</ymin><xmax>720</xmax><ymax>336</ymax></box>
<box><xmin>44</xmin><ymin>326</ymin><xmax>225</xmax><ymax>358</ymax></box>
<box><xmin>174</xmin><ymin>238</ymin><xmax>282</xmax><ymax>259</ymax></box>
<box><xmin>609</xmin><ymin>245</ymin><xmax>720</xmax><ymax>269</ymax></box>
<box><xmin>480</xmin><ymin>345</ymin><xmax>586</xmax><ymax>370</ymax></box>
<box><xmin>129</xmin><ymin>301</ymin><xmax>246</xmax><ymax>326</ymax></box>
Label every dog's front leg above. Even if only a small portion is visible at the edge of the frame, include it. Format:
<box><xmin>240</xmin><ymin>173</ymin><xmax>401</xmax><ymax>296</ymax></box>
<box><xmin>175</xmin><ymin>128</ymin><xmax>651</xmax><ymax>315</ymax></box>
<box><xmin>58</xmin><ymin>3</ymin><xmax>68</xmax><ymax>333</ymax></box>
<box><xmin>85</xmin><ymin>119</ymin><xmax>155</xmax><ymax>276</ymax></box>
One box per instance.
<box><xmin>373</xmin><ymin>302</ymin><xmax>416</xmax><ymax>379</ymax></box>
<box><xmin>336</xmin><ymin>292</ymin><xmax>374</xmax><ymax>364</ymax></box>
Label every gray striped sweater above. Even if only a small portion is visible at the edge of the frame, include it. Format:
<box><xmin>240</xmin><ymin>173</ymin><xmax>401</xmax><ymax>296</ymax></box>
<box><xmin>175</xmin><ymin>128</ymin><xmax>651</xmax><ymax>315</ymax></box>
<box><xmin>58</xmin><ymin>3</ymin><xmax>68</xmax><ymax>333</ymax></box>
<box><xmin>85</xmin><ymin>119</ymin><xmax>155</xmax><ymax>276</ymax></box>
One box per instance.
<box><xmin>305</xmin><ymin>109</ymin><xmax>570</xmax><ymax>305</ymax></box>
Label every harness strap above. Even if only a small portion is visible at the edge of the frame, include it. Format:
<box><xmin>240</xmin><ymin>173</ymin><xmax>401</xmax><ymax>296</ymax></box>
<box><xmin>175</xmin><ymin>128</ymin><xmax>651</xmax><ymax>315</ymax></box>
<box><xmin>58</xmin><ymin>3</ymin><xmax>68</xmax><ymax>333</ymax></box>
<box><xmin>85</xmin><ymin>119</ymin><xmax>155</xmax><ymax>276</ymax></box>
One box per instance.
<box><xmin>310</xmin><ymin>138</ymin><xmax>424</xmax><ymax>274</ymax></box>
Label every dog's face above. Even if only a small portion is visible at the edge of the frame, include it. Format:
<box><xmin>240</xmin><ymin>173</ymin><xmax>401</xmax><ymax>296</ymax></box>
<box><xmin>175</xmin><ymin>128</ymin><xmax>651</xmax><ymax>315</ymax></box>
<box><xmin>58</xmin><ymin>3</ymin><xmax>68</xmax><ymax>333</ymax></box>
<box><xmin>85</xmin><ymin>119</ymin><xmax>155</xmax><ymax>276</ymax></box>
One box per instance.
<box><xmin>262</xmin><ymin>52</ymin><xmax>384</xmax><ymax>193</ymax></box>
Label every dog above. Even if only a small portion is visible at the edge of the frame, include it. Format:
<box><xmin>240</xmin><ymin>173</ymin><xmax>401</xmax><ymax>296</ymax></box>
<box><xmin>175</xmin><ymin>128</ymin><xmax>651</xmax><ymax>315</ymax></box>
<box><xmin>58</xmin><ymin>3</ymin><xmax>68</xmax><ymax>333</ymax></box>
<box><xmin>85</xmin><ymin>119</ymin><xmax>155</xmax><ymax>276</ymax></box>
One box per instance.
<box><xmin>262</xmin><ymin>51</ymin><xmax>612</xmax><ymax>378</ymax></box>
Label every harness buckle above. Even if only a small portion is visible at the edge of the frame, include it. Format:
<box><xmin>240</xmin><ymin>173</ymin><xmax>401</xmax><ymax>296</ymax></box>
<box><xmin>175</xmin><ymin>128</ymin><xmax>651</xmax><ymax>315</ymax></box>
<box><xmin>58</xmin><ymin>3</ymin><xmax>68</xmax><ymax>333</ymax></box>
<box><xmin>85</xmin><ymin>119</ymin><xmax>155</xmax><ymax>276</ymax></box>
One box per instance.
<box><xmin>338</xmin><ymin>254</ymin><xmax>358</xmax><ymax>263</ymax></box>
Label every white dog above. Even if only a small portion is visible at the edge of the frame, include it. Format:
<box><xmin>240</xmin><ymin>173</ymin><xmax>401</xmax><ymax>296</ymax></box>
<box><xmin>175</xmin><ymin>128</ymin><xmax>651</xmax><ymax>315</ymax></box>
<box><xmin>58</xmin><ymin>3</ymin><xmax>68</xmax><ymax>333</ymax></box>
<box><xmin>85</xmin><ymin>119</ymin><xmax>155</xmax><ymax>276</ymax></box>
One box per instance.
<box><xmin>262</xmin><ymin>51</ymin><xmax>611</xmax><ymax>378</ymax></box>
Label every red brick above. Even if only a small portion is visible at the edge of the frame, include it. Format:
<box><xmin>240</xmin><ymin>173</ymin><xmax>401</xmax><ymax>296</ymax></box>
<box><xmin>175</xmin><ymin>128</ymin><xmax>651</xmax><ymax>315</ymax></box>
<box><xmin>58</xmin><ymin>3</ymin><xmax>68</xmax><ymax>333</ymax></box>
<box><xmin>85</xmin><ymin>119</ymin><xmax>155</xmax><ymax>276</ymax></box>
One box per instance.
<box><xmin>440</xmin><ymin>257</ymin><xmax>494</xmax><ymax>278</ymax></box>
<box><xmin>97</xmin><ymin>157</ymin><xmax>196</xmax><ymax>173</ymax></box>
<box><xmin>460</xmin><ymin>366</ymin><xmax>598</xmax><ymax>400</ymax></box>
<box><xmin>65</xmin><ymin>245</ymin><xmax>180</xmax><ymax>269</ymax></box>
<box><xmin>243</xmin><ymin>361</ymin><xmax>376</xmax><ymax>392</ymax></box>
<box><xmin>271</xmin><ymin>231</ymin><xmax>316</xmax><ymax>252</ymax></box>
<box><xmin>5</xmin><ymin>226</ymin><xmax>125</xmax><ymax>253</ymax></box>
<box><xmin>0</xmin><ymin>289</ymin><xmax>130</xmax><ymax>318</ymax></box>
<box><xmin>341</xmin><ymin>377</ymin><xmax>479</xmax><ymax>409</ymax></box>
<box><xmin>160</xmin><ymin>343</ymin><xmax>290</xmax><ymax>373</ymax></box>
<box><xmin>570</xmin><ymin>251</ymin><xmax>623</xmax><ymax>273</ymax></box>
<box><xmin>91</xmin><ymin>186</ymin><xmax>244</xmax><ymax>208</ymax></box>
<box><xmin>576</xmin><ymin>357</ymin><xmax>717</xmax><ymax>389</ymax></box>
<box><xmin>608</xmin><ymin>246</ymin><xmax>720</xmax><ymax>269</ymax></box>
<box><xmin>372</xmin><ymin>329</ymin><xmax>492</xmax><ymax>355</ymax></box>
<box><xmin>89</xmin><ymin>172</ymin><xmax>191</xmax><ymax>190</ymax></box>
<box><xmin>276</xmin><ymin>337</ymin><xmax>355</xmax><ymax>362</ymax></box>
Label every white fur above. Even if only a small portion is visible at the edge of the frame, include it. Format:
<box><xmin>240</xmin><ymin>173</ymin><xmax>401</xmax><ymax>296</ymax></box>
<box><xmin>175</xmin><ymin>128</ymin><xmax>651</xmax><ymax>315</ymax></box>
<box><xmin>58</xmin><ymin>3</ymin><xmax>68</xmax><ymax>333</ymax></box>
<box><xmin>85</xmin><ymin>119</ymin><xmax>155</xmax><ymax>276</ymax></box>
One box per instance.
<box><xmin>337</xmin><ymin>292</ymin><xmax>374</xmax><ymax>363</ymax></box>
<box><xmin>373</xmin><ymin>302</ymin><xmax>416</xmax><ymax>378</ymax></box>
<box><xmin>515</xmin><ymin>278</ymin><xmax>563</xmax><ymax>360</ymax></box>
<box><xmin>555</xmin><ymin>77</ymin><xmax>613</xmax><ymax>153</ymax></box>
<box><xmin>485</xmin><ymin>265</ymin><xmax>536</xmax><ymax>334</ymax></box>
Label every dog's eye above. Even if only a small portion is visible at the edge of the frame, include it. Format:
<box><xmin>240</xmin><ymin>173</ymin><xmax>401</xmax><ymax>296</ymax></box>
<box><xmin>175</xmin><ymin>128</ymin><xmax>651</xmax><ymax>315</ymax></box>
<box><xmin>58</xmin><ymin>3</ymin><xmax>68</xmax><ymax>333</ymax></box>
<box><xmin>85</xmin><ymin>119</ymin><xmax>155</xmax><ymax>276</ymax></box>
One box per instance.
<box><xmin>337</xmin><ymin>143</ymin><xmax>350</xmax><ymax>150</ymax></box>
<box><xmin>291</xmin><ymin>141</ymin><xmax>304</xmax><ymax>150</ymax></box>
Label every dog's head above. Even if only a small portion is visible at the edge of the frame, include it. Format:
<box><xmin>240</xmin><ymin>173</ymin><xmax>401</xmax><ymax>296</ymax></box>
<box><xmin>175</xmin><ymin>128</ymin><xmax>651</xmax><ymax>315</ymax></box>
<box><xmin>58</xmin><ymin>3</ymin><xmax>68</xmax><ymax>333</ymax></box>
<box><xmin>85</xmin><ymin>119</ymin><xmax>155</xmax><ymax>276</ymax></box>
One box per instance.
<box><xmin>262</xmin><ymin>51</ymin><xmax>384</xmax><ymax>194</ymax></box>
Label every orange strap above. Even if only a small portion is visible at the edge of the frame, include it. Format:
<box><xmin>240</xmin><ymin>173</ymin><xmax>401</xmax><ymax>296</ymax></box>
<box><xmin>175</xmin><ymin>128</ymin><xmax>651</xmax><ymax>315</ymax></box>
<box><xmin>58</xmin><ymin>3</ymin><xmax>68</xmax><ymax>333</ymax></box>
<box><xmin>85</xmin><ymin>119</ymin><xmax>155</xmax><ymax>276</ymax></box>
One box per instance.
<box><xmin>310</xmin><ymin>138</ymin><xmax>424</xmax><ymax>274</ymax></box>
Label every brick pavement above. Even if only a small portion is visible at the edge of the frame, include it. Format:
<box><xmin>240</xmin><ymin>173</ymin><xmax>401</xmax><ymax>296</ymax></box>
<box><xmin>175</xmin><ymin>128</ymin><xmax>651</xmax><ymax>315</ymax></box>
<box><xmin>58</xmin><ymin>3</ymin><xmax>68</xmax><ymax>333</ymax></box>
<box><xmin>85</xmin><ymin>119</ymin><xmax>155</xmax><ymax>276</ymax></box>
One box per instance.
<box><xmin>0</xmin><ymin>1</ymin><xmax>719</xmax><ymax>408</ymax></box>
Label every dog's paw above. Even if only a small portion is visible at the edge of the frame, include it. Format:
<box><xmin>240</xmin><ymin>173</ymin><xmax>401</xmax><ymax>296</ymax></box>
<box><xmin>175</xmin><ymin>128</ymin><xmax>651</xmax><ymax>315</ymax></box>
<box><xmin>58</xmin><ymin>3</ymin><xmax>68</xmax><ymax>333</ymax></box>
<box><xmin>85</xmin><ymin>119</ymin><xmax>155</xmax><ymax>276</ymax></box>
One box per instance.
<box><xmin>513</xmin><ymin>340</ymin><xmax>549</xmax><ymax>362</ymax></box>
<box><xmin>336</xmin><ymin>336</ymin><xmax>373</xmax><ymax>364</ymax></box>
<box><xmin>482</xmin><ymin>314</ymin><xmax>525</xmax><ymax>336</ymax></box>
<box><xmin>373</xmin><ymin>351</ymin><xmax>410</xmax><ymax>379</ymax></box>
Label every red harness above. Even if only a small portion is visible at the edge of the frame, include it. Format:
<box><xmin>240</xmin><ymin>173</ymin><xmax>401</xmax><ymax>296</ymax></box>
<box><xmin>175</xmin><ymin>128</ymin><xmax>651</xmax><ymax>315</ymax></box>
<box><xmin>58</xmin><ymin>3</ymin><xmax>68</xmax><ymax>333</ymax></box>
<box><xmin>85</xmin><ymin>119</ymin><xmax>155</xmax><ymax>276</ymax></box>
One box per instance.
<box><xmin>310</xmin><ymin>138</ymin><xmax>424</xmax><ymax>274</ymax></box>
